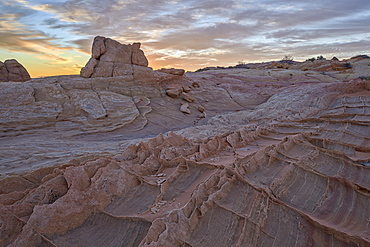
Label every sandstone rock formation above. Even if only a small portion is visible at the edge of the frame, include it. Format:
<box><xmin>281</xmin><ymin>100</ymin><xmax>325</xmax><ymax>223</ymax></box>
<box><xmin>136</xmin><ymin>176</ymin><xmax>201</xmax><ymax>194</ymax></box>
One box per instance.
<box><xmin>80</xmin><ymin>36</ymin><xmax>149</xmax><ymax>78</ymax></box>
<box><xmin>1</xmin><ymin>47</ymin><xmax>370</xmax><ymax>246</ymax></box>
<box><xmin>0</xmin><ymin>59</ymin><xmax>31</xmax><ymax>82</ymax></box>
<box><xmin>159</xmin><ymin>68</ymin><xmax>185</xmax><ymax>76</ymax></box>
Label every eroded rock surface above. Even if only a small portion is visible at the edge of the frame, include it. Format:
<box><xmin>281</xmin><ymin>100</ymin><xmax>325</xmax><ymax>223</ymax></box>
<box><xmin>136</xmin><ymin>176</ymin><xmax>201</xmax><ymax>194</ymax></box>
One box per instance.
<box><xmin>80</xmin><ymin>36</ymin><xmax>149</xmax><ymax>78</ymax></box>
<box><xmin>1</xmin><ymin>57</ymin><xmax>370</xmax><ymax>246</ymax></box>
<box><xmin>159</xmin><ymin>68</ymin><xmax>185</xmax><ymax>76</ymax></box>
<box><xmin>0</xmin><ymin>59</ymin><xmax>31</xmax><ymax>82</ymax></box>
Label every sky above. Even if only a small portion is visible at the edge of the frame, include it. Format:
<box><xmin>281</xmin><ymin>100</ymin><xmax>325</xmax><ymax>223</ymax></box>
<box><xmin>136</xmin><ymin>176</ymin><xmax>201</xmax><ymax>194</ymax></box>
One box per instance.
<box><xmin>1</xmin><ymin>0</ymin><xmax>370</xmax><ymax>78</ymax></box>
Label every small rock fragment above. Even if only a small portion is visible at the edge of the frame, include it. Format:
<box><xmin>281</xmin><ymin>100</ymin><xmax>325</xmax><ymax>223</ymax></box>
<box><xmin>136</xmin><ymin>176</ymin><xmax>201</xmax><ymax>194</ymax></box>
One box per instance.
<box><xmin>183</xmin><ymin>85</ymin><xmax>191</xmax><ymax>93</ymax></box>
<box><xmin>166</xmin><ymin>84</ymin><xmax>183</xmax><ymax>98</ymax></box>
<box><xmin>192</xmin><ymin>81</ymin><xmax>200</xmax><ymax>88</ymax></box>
<box><xmin>198</xmin><ymin>112</ymin><xmax>206</xmax><ymax>119</ymax></box>
<box><xmin>181</xmin><ymin>92</ymin><xmax>195</xmax><ymax>103</ymax></box>
<box><xmin>150</xmin><ymin>207</ymin><xmax>159</xmax><ymax>213</ymax></box>
<box><xmin>180</xmin><ymin>103</ymin><xmax>191</xmax><ymax>114</ymax></box>
<box><xmin>156</xmin><ymin>178</ymin><xmax>166</xmax><ymax>184</ymax></box>
<box><xmin>197</xmin><ymin>105</ymin><xmax>205</xmax><ymax>113</ymax></box>
<box><xmin>157</xmin><ymin>200</ymin><xmax>167</xmax><ymax>206</ymax></box>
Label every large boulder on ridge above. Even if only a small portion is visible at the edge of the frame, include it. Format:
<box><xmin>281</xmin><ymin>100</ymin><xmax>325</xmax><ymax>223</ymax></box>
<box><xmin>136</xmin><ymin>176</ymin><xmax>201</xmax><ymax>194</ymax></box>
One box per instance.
<box><xmin>0</xmin><ymin>59</ymin><xmax>31</xmax><ymax>82</ymax></box>
<box><xmin>80</xmin><ymin>36</ymin><xmax>149</xmax><ymax>78</ymax></box>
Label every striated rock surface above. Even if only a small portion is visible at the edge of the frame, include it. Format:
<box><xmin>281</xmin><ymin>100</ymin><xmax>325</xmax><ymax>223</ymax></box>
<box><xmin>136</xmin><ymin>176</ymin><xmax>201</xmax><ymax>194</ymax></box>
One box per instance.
<box><xmin>0</xmin><ymin>59</ymin><xmax>31</xmax><ymax>82</ymax></box>
<box><xmin>1</xmin><ymin>54</ymin><xmax>370</xmax><ymax>246</ymax></box>
<box><xmin>80</xmin><ymin>36</ymin><xmax>149</xmax><ymax>78</ymax></box>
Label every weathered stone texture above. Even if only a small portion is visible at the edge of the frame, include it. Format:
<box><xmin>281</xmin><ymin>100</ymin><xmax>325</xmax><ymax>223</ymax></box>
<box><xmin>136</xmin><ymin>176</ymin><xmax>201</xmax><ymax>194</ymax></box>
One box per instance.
<box><xmin>80</xmin><ymin>36</ymin><xmax>149</xmax><ymax>78</ymax></box>
<box><xmin>0</xmin><ymin>59</ymin><xmax>31</xmax><ymax>82</ymax></box>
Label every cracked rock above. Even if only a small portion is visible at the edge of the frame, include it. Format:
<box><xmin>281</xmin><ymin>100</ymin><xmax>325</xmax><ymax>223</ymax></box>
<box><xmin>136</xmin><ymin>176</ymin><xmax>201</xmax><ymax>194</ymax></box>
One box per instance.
<box><xmin>80</xmin><ymin>36</ymin><xmax>149</xmax><ymax>78</ymax></box>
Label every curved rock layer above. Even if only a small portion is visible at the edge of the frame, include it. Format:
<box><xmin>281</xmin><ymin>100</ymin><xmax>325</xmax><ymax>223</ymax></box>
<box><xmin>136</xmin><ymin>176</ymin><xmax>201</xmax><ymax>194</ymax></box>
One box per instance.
<box><xmin>1</xmin><ymin>78</ymin><xmax>370</xmax><ymax>246</ymax></box>
<box><xmin>1</xmin><ymin>63</ymin><xmax>370</xmax><ymax>246</ymax></box>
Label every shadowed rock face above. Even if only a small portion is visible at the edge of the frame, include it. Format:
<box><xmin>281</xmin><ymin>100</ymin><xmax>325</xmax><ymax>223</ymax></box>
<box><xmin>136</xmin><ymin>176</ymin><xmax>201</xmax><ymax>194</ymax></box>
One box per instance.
<box><xmin>1</xmin><ymin>40</ymin><xmax>370</xmax><ymax>246</ymax></box>
<box><xmin>0</xmin><ymin>59</ymin><xmax>31</xmax><ymax>82</ymax></box>
<box><xmin>80</xmin><ymin>36</ymin><xmax>149</xmax><ymax>78</ymax></box>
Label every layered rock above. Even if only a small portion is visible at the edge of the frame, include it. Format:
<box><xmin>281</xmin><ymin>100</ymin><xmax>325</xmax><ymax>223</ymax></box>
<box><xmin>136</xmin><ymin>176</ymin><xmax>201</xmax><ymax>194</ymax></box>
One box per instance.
<box><xmin>80</xmin><ymin>36</ymin><xmax>149</xmax><ymax>78</ymax></box>
<box><xmin>1</xmin><ymin>58</ymin><xmax>370</xmax><ymax>246</ymax></box>
<box><xmin>159</xmin><ymin>68</ymin><xmax>185</xmax><ymax>76</ymax></box>
<box><xmin>2</xmin><ymin>81</ymin><xmax>370</xmax><ymax>245</ymax></box>
<box><xmin>0</xmin><ymin>59</ymin><xmax>31</xmax><ymax>82</ymax></box>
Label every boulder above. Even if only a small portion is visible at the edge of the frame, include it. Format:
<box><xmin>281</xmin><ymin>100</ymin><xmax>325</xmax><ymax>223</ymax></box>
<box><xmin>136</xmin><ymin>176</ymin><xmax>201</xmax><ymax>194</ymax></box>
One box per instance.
<box><xmin>166</xmin><ymin>84</ymin><xmax>183</xmax><ymax>98</ymax></box>
<box><xmin>0</xmin><ymin>59</ymin><xmax>31</xmax><ymax>82</ymax></box>
<box><xmin>197</xmin><ymin>105</ymin><xmax>205</xmax><ymax>113</ymax></box>
<box><xmin>182</xmin><ymin>85</ymin><xmax>191</xmax><ymax>93</ymax></box>
<box><xmin>181</xmin><ymin>92</ymin><xmax>195</xmax><ymax>102</ymax></box>
<box><xmin>159</xmin><ymin>68</ymin><xmax>185</xmax><ymax>76</ymax></box>
<box><xmin>80</xmin><ymin>36</ymin><xmax>149</xmax><ymax>78</ymax></box>
<box><xmin>180</xmin><ymin>102</ymin><xmax>190</xmax><ymax>114</ymax></box>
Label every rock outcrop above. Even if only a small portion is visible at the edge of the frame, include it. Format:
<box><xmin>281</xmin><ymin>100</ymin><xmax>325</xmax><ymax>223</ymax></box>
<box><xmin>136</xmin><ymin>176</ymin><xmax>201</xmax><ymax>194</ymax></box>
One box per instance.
<box><xmin>0</xmin><ymin>59</ymin><xmax>31</xmax><ymax>82</ymax></box>
<box><xmin>159</xmin><ymin>68</ymin><xmax>185</xmax><ymax>76</ymax></box>
<box><xmin>80</xmin><ymin>36</ymin><xmax>149</xmax><ymax>78</ymax></box>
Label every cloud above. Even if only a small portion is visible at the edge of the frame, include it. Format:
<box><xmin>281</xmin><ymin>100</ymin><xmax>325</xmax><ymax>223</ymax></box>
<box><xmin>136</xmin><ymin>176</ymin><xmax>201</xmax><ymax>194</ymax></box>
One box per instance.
<box><xmin>0</xmin><ymin>4</ymin><xmax>76</xmax><ymax>64</ymax></box>
<box><xmin>1</xmin><ymin>0</ymin><xmax>370</xmax><ymax>74</ymax></box>
<box><xmin>146</xmin><ymin>22</ymin><xmax>254</xmax><ymax>50</ymax></box>
<box><xmin>71</xmin><ymin>38</ymin><xmax>92</xmax><ymax>54</ymax></box>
